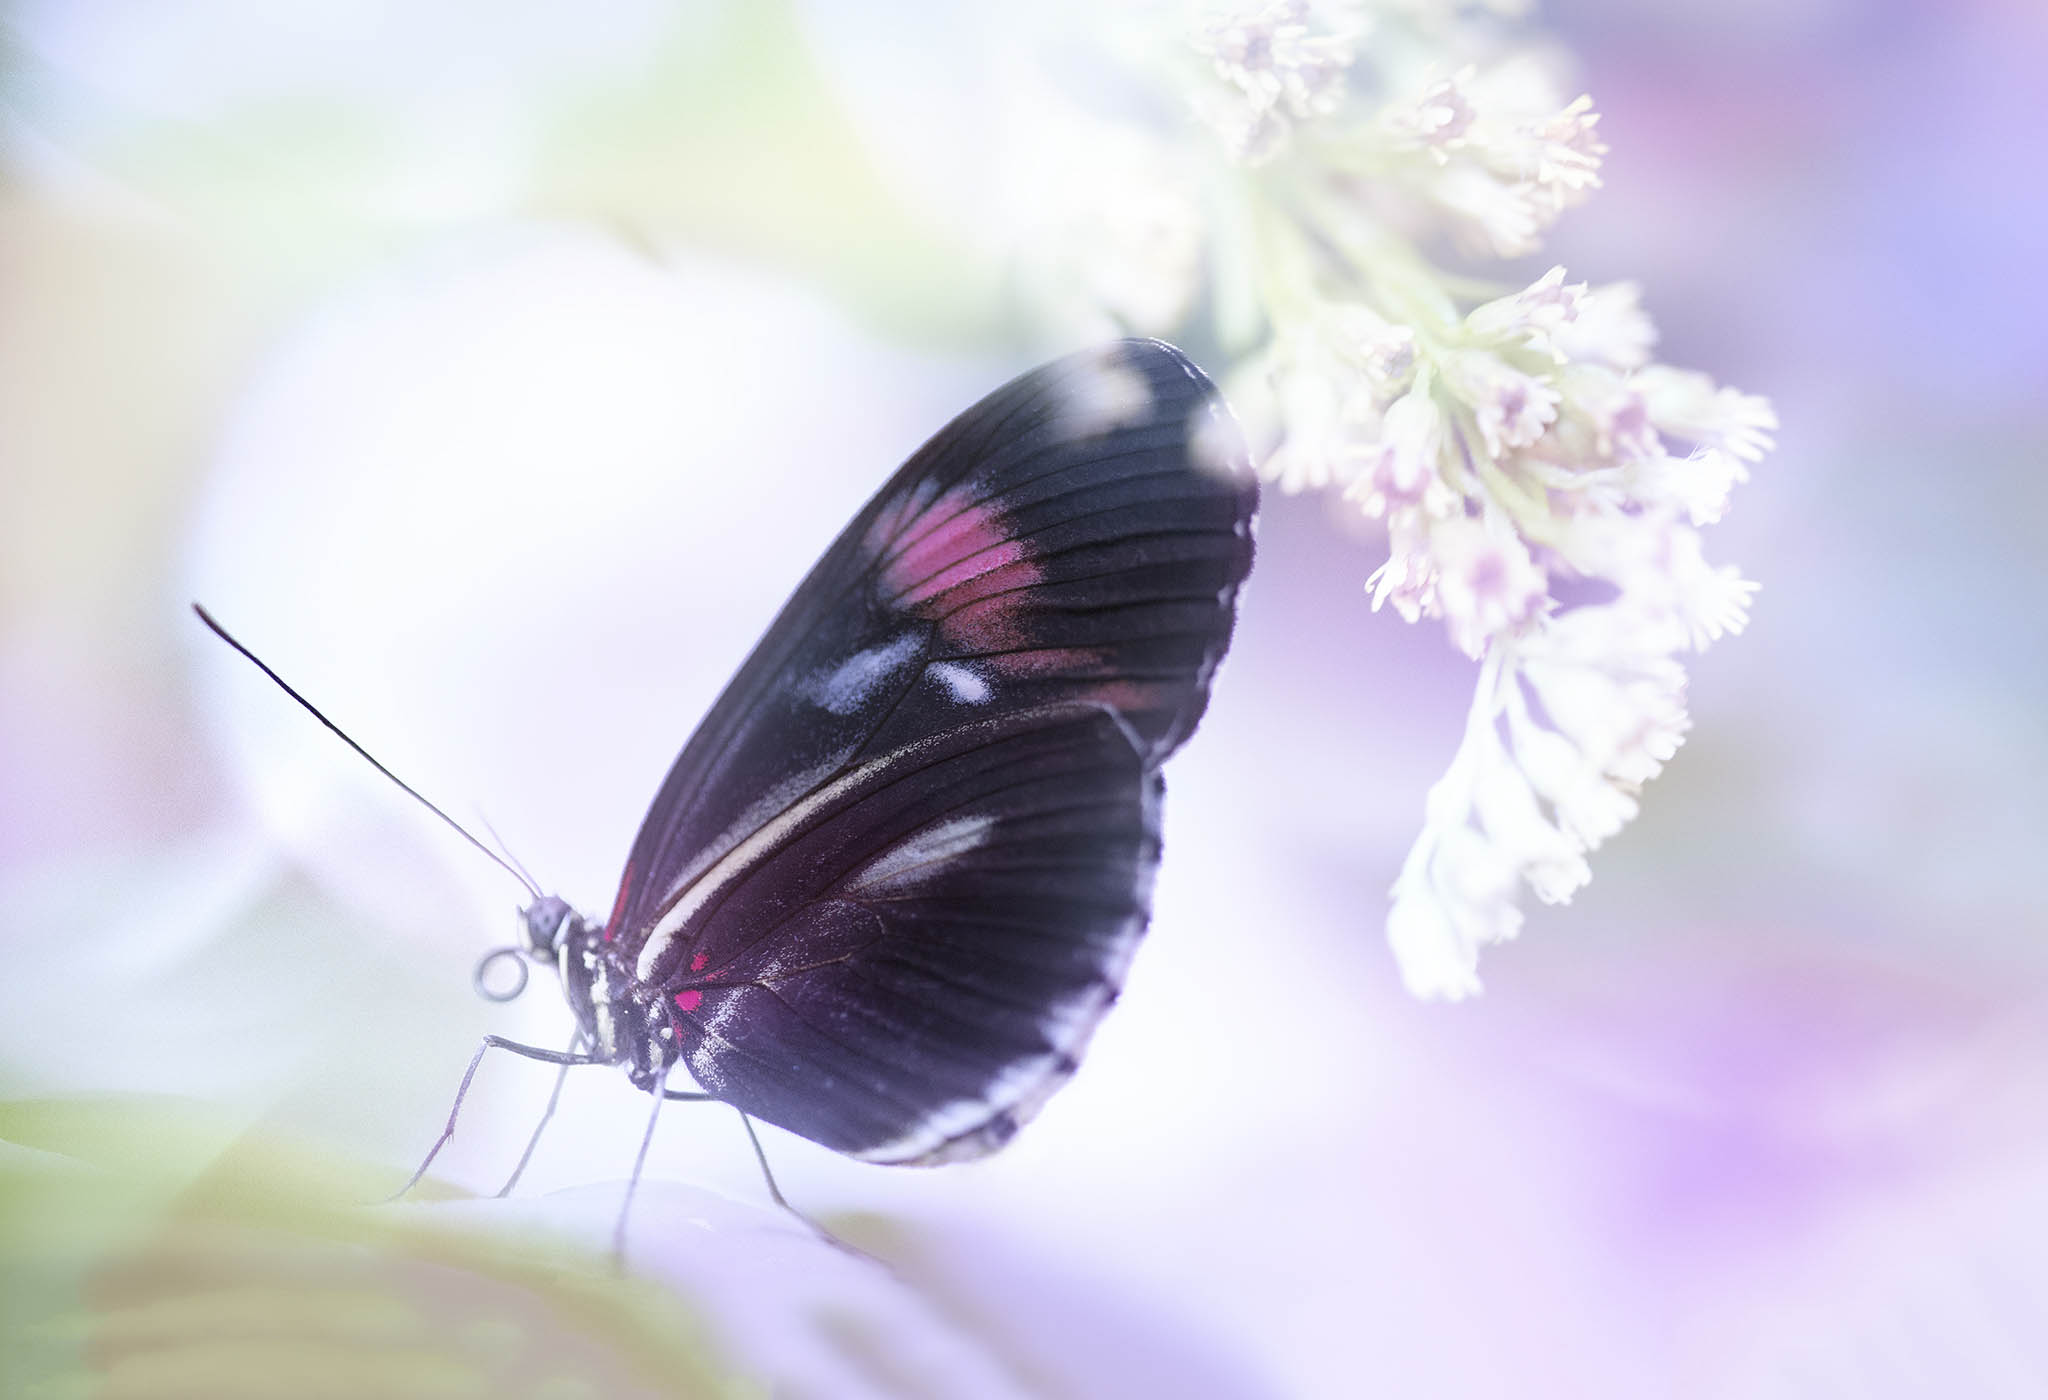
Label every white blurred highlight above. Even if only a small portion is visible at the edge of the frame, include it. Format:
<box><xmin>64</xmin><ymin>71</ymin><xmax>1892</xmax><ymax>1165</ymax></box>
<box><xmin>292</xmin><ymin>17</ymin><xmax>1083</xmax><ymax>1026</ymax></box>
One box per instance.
<box><xmin>184</xmin><ymin>226</ymin><xmax>966</xmax><ymax>953</ymax></box>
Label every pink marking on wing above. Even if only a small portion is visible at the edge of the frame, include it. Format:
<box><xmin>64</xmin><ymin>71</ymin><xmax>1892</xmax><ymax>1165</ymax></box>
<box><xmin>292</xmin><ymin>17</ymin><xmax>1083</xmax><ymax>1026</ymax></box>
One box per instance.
<box><xmin>690</xmin><ymin>951</ymin><xmax>708</xmax><ymax>972</ymax></box>
<box><xmin>885</xmin><ymin>492</ymin><xmax>1039</xmax><ymax>606</ymax></box>
<box><xmin>966</xmin><ymin>642</ymin><xmax>1110</xmax><ymax>677</ymax></box>
<box><xmin>943</xmin><ymin>596</ymin><xmax>1025</xmax><ymax>651</ymax></box>
<box><xmin>900</xmin><ymin>556</ymin><xmax>1042</xmax><ymax>610</ymax></box>
<box><xmin>675</xmin><ymin>989</ymin><xmax>703</xmax><ymax>1013</ymax></box>
<box><xmin>864</xmin><ymin>478</ymin><xmax>938</xmax><ymax>555</ymax></box>
<box><xmin>1085</xmin><ymin>678</ymin><xmax>1163</xmax><ymax>713</ymax></box>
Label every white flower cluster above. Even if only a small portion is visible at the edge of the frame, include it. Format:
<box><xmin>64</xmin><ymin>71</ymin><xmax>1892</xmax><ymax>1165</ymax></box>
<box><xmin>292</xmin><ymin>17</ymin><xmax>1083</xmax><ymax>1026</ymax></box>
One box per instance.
<box><xmin>1188</xmin><ymin>0</ymin><xmax>1361</xmax><ymax>164</ymax></box>
<box><xmin>999</xmin><ymin>0</ymin><xmax>1775</xmax><ymax>997</ymax></box>
<box><xmin>1243</xmin><ymin>261</ymin><xmax>1771</xmax><ymax>997</ymax></box>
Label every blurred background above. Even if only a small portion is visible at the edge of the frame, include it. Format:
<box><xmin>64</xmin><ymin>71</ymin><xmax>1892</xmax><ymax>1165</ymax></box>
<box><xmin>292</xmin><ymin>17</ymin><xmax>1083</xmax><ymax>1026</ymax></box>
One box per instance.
<box><xmin>3</xmin><ymin>1</ymin><xmax>2046</xmax><ymax>1396</ymax></box>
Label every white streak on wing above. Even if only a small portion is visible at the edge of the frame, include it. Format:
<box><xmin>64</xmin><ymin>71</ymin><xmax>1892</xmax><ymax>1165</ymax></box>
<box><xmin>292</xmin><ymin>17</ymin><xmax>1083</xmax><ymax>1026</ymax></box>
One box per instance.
<box><xmin>637</xmin><ymin>748</ymin><xmax>854</xmax><ymax>927</ymax></box>
<box><xmin>856</xmin><ymin>1049</ymin><xmax>1064</xmax><ymax>1161</ymax></box>
<box><xmin>928</xmin><ymin>661</ymin><xmax>991</xmax><ymax>704</ymax></box>
<box><xmin>811</xmin><ymin>633</ymin><xmax>921</xmax><ymax>715</ymax></box>
<box><xmin>636</xmin><ymin>745</ymin><xmax>905</xmax><ymax>982</ymax></box>
<box><xmin>844</xmin><ymin>814</ymin><xmax>996</xmax><ymax>897</ymax></box>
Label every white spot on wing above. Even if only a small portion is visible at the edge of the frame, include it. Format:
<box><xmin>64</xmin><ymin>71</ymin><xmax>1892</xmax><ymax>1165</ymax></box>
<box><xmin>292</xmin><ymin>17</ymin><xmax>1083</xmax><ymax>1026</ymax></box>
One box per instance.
<box><xmin>845</xmin><ymin>814</ymin><xmax>997</xmax><ymax>896</ymax></box>
<box><xmin>1057</xmin><ymin>353</ymin><xmax>1155</xmax><ymax>437</ymax></box>
<box><xmin>810</xmin><ymin>633</ymin><xmax>921</xmax><ymax>715</ymax></box>
<box><xmin>1191</xmin><ymin>394</ymin><xmax>1252</xmax><ymax>483</ymax></box>
<box><xmin>928</xmin><ymin>661</ymin><xmax>991</xmax><ymax>705</ymax></box>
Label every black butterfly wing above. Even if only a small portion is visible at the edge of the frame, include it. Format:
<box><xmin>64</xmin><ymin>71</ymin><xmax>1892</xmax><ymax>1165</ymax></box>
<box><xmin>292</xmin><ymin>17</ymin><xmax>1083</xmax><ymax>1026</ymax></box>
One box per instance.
<box><xmin>607</xmin><ymin>339</ymin><xmax>1255</xmax><ymax>974</ymax></box>
<box><xmin>599</xmin><ymin>340</ymin><xmax>1254</xmax><ymax>1158</ymax></box>
<box><xmin>659</xmin><ymin>704</ymin><xmax>1159</xmax><ymax>1162</ymax></box>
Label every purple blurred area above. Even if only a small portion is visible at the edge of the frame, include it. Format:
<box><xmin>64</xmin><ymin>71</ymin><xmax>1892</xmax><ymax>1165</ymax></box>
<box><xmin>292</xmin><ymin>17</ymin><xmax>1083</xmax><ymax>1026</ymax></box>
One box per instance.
<box><xmin>3</xmin><ymin>2</ymin><xmax>2046</xmax><ymax>1396</ymax></box>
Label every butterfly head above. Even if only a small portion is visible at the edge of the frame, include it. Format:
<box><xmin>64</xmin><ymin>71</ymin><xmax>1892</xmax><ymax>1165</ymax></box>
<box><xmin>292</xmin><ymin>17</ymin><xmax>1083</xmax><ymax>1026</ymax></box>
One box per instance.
<box><xmin>518</xmin><ymin>894</ymin><xmax>578</xmax><ymax>960</ymax></box>
<box><xmin>472</xmin><ymin>894</ymin><xmax>584</xmax><ymax>1005</ymax></box>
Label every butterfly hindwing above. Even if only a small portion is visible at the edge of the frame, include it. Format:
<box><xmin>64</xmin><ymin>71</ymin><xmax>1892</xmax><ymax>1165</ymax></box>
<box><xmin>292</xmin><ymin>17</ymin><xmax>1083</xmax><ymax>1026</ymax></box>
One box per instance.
<box><xmin>651</xmin><ymin>704</ymin><xmax>1158</xmax><ymax>1162</ymax></box>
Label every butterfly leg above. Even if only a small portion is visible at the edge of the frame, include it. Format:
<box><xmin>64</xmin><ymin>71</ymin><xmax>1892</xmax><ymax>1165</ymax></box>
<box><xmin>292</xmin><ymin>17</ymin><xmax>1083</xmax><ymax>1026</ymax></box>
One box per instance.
<box><xmin>656</xmin><ymin>1092</ymin><xmax>821</xmax><ymax>1231</ymax></box>
<box><xmin>494</xmin><ymin>1032</ymin><xmax>587</xmax><ymax>1198</ymax></box>
<box><xmin>649</xmin><ymin>1091</ymin><xmax>873</xmax><ymax>1264</ymax></box>
<box><xmin>613</xmin><ymin>1074</ymin><xmax>672</xmax><ymax>1267</ymax></box>
<box><xmin>654</xmin><ymin>1085</ymin><xmax>801</xmax><ymax>1218</ymax></box>
<box><xmin>390</xmin><ymin>1034</ymin><xmax>606</xmax><ymax>1202</ymax></box>
<box><xmin>726</xmin><ymin>1106</ymin><xmax>869</xmax><ymax>1262</ymax></box>
<box><xmin>731</xmin><ymin>1109</ymin><xmax>796</xmax><ymax>1214</ymax></box>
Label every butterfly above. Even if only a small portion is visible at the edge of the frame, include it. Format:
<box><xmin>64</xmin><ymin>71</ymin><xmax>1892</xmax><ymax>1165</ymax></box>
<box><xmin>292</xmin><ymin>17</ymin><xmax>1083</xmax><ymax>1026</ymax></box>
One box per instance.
<box><xmin>200</xmin><ymin>338</ymin><xmax>1255</xmax><ymax>1209</ymax></box>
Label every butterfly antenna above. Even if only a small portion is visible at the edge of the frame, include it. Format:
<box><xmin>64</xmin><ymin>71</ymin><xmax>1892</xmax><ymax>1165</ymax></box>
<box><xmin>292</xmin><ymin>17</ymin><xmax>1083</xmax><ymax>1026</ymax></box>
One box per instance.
<box><xmin>474</xmin><ymin>809</ymin><xmax>542</xmax><ymax>894</ymax></box>
<box><xmin>192</xmin><ymin>603</ymin><xmax>544</xmax><ymax>902</ymax></box>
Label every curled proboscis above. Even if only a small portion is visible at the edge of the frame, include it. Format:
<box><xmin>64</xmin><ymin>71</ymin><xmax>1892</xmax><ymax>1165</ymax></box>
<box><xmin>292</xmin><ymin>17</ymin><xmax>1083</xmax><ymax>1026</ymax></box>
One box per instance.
<box><xmin>473</xmin><ymin>946</ymin><xmax>530</xmax><ymax>1003</ymax></box>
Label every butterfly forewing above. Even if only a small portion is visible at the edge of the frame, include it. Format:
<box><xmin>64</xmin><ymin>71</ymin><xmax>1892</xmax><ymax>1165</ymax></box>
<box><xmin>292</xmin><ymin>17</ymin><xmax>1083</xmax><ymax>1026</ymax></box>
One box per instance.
<box><xmin>604</xmin><ymin>339</ymin><xmax>1254</xmax><ymax>1158</ymax></box>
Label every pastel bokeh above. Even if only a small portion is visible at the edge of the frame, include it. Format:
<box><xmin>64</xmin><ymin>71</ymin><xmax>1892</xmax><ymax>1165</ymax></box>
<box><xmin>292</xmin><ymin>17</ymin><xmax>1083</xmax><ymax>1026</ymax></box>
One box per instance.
<box><xmin>3</xmin><ymin>2</ymin><xmax>2045</xmax><ymax>1396</ymax></box>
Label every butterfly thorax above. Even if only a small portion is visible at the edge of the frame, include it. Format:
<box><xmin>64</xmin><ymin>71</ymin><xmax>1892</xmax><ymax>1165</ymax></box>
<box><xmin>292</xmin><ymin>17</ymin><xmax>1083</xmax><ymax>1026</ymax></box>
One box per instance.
<box><xmin>521</xmin><ymin>896</ymin><xmax>680</xmax><ymax>1092</ymax></box>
